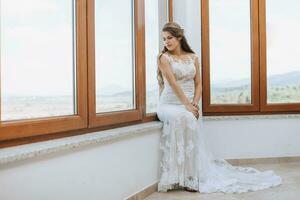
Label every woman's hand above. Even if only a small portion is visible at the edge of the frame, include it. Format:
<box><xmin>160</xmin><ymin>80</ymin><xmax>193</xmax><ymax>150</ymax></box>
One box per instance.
<box><xmin>185</xmin><ymin>103</ymin><xmax>199</xmax><ymax>119</ymax></box>
<box><xmin>191</xmin><ymin>100</ymin><xmax>199</xmax><ymax>110</ymax></box>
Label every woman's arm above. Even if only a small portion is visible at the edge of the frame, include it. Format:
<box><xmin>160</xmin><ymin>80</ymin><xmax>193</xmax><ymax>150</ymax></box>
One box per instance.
<box><xmin>158</xmin><ymin>54</ymin><xmax>198</xmax><ymax>117</ymax></box>
<box><xmin>192</xmin><ymin>55</ymin><xmax>202</xmax><ymax>106</ymax></box>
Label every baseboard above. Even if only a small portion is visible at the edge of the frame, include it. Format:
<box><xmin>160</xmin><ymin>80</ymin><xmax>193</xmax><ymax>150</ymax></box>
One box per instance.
<box><xmin>126</xmin><ymin>182</ymin><xmax>158</xmax><ymax>200</ymax></box>
<box><xmin>227</xmin><ymin>156</ymin><xmax>300</xmax><ymax>165</ymax></box>
<box><xmin>125</xmin><ymin>156</ymin><xmax>300</xmax><ymax>200</ymax></box>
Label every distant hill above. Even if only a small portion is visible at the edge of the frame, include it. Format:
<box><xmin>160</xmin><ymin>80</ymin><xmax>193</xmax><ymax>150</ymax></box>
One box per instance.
<box><xmin>267</xmin><ymin>71</ymin><xmax>300</xmax><ymax>86</ymax></box>
<box><xmin>98</xmin><ymin>83</ymin><xmax>159</xmax><ymax>97</ymax></box>
<box><xmin>97</xmin><ymin>84</ymin><xmax>130</xmax><ymax>96</ymax></box>
<box><xmin>98</xmin><ymin>71</ymin><xmax>300</xmax><ymax>96</ymax></box>
<box><xmin>212</xmin><ymin>71</ymin><xmax>300</xmax><ymax>90</ymax></box>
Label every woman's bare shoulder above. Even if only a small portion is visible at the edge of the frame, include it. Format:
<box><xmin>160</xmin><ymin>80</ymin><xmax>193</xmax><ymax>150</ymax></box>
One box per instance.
<box><xmin>157</xmin><ymin>52</ymin><xmax>170</xmax><ymax>63</ymax></box>
<box><xmin>188</xmin><ymin>52</ymin><xmax>198</xmax><ymax>58</ymax></box>
<box><xmin>186</xmin><ymin>53</ymin><xmax>198</xmax><ymax>61</ymax></box>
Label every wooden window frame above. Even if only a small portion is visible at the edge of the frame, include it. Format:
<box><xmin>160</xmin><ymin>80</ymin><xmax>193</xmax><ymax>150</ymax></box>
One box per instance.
<box><xmin>259</xmin><ymin>0</ymin><xmax>300</xmax><ymax>113</ymax></box>
<box><xmin>0</xmin><ymin>0</ymin><xmax>173</xmax><ymax>147</ymax></box>
<box><xmin>202</xmin><ymin>0</ymin><xmax>260</xmax><ymax>115</ymax></box>
<box><xmin>87</xmin><ymin>0</ymin><xmax>144</xmax><ymax>128</ymax></box>
<box><xmin>202</xmin><ymin>0</ymin><xmax>300</xmax><ymax>116</ymax></box>
<box><xmin>168</xmin><ymin>0</ymin><xmax>173</xmax><ymax>22</ymax></box>
<box><xmin>142</xmin><ymin>0</ymin><xmax>173</xmax><ymax>121</ymax></box>
<box><xmin>0</xmin><ymin>0</ymin><xmax>88</xmax><ymax>142</ymax></box>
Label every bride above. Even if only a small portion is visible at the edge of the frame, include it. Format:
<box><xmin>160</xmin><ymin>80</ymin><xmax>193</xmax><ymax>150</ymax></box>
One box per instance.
<box><xmin>156</xmin><ymin>22</ymin><xmax>282</xmax><ymax>193</ymax></box>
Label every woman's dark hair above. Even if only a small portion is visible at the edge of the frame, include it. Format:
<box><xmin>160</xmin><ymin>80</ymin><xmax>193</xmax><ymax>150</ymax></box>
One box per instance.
<box><xmin>157</xmin><ymin>22</ymin><xmax>194</xmax><ymax>94</ymax></box>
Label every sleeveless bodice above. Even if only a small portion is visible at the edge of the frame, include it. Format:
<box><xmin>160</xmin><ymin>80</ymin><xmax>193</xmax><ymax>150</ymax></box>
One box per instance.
<box><xmin>159</xmin><ymin>53</ymin><xmax>197</xmax><ymax>104</ymax></box>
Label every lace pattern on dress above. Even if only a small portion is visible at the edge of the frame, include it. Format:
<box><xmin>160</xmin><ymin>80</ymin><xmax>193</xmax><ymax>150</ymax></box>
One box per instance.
<box><xmin>157</xmin><ymin>52</ymin><xmax>282</xmax><ymax>194</ymax></box>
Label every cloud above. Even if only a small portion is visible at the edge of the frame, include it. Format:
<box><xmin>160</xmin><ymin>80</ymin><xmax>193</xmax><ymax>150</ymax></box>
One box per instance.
<box><xmin>2</xmin><ymin>0</ymin><xmax>61</xmax><ymax>17</ymax></box>
<box><xmin>2</xmin><ymin>25</ymin><xmax>74</xmax><ymax>96</ymax></box>
<box><xmin>266</xmin><ymin>18</ymin><xmax>300</xmax><ymax>75</ymax></box>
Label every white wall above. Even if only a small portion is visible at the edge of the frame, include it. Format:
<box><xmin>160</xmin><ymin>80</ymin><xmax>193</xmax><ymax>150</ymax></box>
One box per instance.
<box><xmin>204</xmin><ymin>118</ymin><xmax>300</xmax><ymax>159</ymax></box>
<box><xmin>173</xmin><ymin>0</ymin><xmax>300</xmax><ymax>159</ymax></box>
<box><xmin>1</xmin><ymin>116</ymin><xmax>300</xmax><ymax>200</ymax></box>
<box><xmin>0</xmin><ymin>130</ymin><xmax>161</xmax><ymax>200</ymax></box>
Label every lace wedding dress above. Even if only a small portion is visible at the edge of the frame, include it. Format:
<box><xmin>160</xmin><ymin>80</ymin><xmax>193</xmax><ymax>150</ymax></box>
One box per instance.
<box><xmin>156</xmin><ymin>52</ymin><xmax>282</xmax><ymax>193</ymax></box>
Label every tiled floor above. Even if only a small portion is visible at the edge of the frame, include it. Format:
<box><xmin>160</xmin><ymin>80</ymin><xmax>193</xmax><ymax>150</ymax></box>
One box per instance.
<box><xmin>145</xmin><ymin>162</ymin><xmax>300</xmax><ymax>200</ymax></box>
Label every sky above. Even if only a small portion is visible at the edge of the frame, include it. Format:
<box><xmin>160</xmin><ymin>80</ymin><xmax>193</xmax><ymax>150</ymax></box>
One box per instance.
<box><xmin>1</xmin><ymin>0</ymin><xmax>74</xmax><ymax>96</ymax></box>
<box><xmin>1</xmin><ymin>0</ymin><xmax>162</xmax><ymax>96</ymax></box>
<box><xmin>1</xmin><ymin>0</ymin><xmax>299</xmax><ymax>96</ymax></box>
<box><xmin>95</xmin><ymin>0</ymin><xmax>164</xmax><ymax>95</ymax></box>
<box><xmin>266</xmin><ymin>0</ymin><xmax>300</xmax><ymax>77</ymax></box>
<box><xmin>209</xmin><ymin>0</ymin><xmax>300</xmax><ymax>84</ymax></box>
<box><xmin>209</xmin><ymin>0</ymin><xmax>251</xmax><ymax>84</ymax></box>
<box><xmin>95</xmin><ymin>0</ymin><xmax>134</xmax><ymax>95</ymax></box>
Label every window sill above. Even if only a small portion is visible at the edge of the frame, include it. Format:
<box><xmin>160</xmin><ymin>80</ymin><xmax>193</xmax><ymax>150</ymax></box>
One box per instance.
<box><xmin>203</xmin><ymin>114</ymin><xmax>300</xmax><ymax>121</ymax></box>
<box><xmin>1</xmin><ymin>113</ymin><xmax>299</xmax><ymax>165</ymax></box>
<box><xmin>0</xmin><ymin>121</ymin><xmax>163</xmax><ymax>165</ymax></box>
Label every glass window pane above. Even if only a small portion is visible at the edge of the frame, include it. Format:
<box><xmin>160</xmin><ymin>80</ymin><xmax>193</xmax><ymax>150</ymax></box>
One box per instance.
<box><xmin>266</xmin><ymin>0</ymin><xmax>300</xmax><ymax>104</ymax></box>
<box><xmin>1</xmin><ymin>0</ymin><xmax>76</xmax><ymax>121</ymax></box>
<box><xmin>145</xmin><ymin>0</ymin><xmax>169</xmax><ymax>114</ymax></box>
<box><xmin>145</xmin><ymin>0</ymin><xmax>160</xmax><ymax>114</ymax></box>
<box><xmin>95</xmin><ymin>0</ymin><xmax>135</xmax><ymax>113</ymax></box>
<box><xmin>209</xmin><ymin>0</ymin><xmax>252</xmax><ymax>104</ymax></box>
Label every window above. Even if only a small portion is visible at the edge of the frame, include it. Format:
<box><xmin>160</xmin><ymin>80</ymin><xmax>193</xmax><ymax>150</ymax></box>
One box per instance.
<box><xmin>145</xmin><ymin>0</ymin><xmax>170</xmax><ymax>114</ymax></box>
<box><xmin>0</xmin><ymin>0</ymin><xmax>87</xmax><ymax>143</ymax></box>
<box><xmin>202</xmin><ymin>0</ymin><xmax>300</xmax><ymax>115</ymax></box>
<box><xmin>261</xmin><ymin>0</ymin><xmax>300</xmax><ymax>112</ymax></box>
<box><xmin>0</xmin><ymin>0</ymin><xmax>88</xmax><ymax>143</ymax></box>
<box><xmin>202</xmin><ymin>0</ymin><xmax>259</xmax><ymax>114</ymax></box>
<box><xmin>95</xmin><ymin>0</ymin><xmax>135</xmax><ymax>114</ymax></box>
<box><xmin>1</xmin><ymin>0</ymin><xmax>76</xmax><ymax>121</ymax></box>
<box><xmin>209</xmin><ymin>0</ymin><xmax>251</xmax><ymax>105</ymax></box>
<box><xmin>0</xmin><ymin>0</ymin><xmax>172</xmax><ymax>146</ymax></box>
<box><xmin>87</xmin><ymin>0</ymin><xmax>144</xmax><ymax>128</ymax></box>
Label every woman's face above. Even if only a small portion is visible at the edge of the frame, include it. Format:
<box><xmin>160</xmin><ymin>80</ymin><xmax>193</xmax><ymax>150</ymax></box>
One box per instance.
<box><xmin>162</xmin><ymin>31</ymin><xmax>181</xmax><ymax>51</ymax></box>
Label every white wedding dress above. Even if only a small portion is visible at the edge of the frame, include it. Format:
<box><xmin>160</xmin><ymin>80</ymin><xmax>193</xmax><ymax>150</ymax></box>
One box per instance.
<box><xmin>156</xmin><ymin>52</ymin><xmax>282</xmax><ymax>193</ymax></box>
